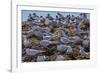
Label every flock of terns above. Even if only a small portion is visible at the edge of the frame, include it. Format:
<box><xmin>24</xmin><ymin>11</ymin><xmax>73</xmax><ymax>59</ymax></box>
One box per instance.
<box><xmin>22</xmin><ymin>12</ymin><xmax>90</xmax><ymax>62</ymax></box>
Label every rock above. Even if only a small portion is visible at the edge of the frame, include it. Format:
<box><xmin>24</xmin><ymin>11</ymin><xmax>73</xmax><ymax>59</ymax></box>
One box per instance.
<box><xmin>22</xmin><ymin>35</ymin><xmax>32</xmax><ymax>48</ymax></box>
<box><xmin>40</xmin><ymin>40</ymin><xmax>52</xmax><ymax>47</ymax></box>
<box><xmin>27</xmin><ymin>19</ymin><xmax>39</xmax><ymax>27</ymax></box>
<box><xmin>57</xmin><ymin>44</ymin><xmax>67</xmax><ymax>52</ymax></box>
<box><xmin>31</xmin><ymin>37</ymin><xmax>40</xmax><ymax>45</ymax></box>
<box><xmin>26</xmin><ymin>48</ymin><xmax>45</xmax><ymax>56</ymax></box>
<box><xmin>26</xmin><ymin>21</ymin><xmax>33</xmax><ymax>27</ymax></box>
<box><xmin>56</xmin><ymin>55</ymin><xmax>65</xmax><ymax>61</ymax></box>
<box><xmin>79</xmin><ymin>46</ymin><xmax>88</xmax><ymax>56</ymax></box>
<box><xmin>82</xmin><ymin>40</ymin><xmax>89</xmax><ymax>48</ymax></box>
<box><xmin>22</xmin><ymin>31</ymin><xmax>29</xmax><ymax>35</ymax></box>
<box><xmin>83</xmin><ymin>35</ymin><xmax>89</xmax><ymax>40</ymax></box>
<box><xmin>36</xmin><ymin>56</ymin><xmax>46</xmax><ymax>62</ymax></box>
<box><xmin>53</xmin><ymin>28</ymin><xmax>67</xmax><ymax>41</ymax></box>
<box><xmin>66</xmin><ymin>46</ymin><xmax>73</xmax><ymax>54</ymax></box>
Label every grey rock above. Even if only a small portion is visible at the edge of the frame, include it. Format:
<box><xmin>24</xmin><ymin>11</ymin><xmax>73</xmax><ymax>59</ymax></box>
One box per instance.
<box><xmin>79</xmin><ymin>46</ymin><xmax>88</xmax><ymax>56</ymax></box>
<box><xmin>36</xmin><ymin>56</ymin><xmax>46</xmax><ymax>62</ymax></box>
<box><xmin>66</xmin><ymin>46</ymin><xmax>73</xmax><ymax>54</ymax></box>
<box><xmin>82</xmin><ymin>40</ymin><xmax>89</xmax><ymax>47</ymax></box>
<box><xmin>56</xmin><ymin>55</ymin><xmax>65</xmax><ymax>61</ymax></box>
<box><xmin>22</xmin><ymin>35</ymin><xmax>32</xmax><ymax>48</ymax></box>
